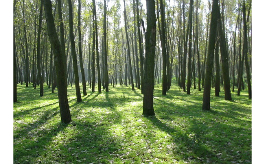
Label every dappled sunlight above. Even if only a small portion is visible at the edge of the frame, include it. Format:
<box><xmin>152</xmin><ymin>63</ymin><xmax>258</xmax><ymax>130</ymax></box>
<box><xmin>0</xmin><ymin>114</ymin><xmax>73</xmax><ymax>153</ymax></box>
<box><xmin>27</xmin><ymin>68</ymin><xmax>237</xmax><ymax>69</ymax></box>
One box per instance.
<box><xmin>14</xmin><ymin>84</ymin><xmax>251</xmax><ymax>163</ymax></box>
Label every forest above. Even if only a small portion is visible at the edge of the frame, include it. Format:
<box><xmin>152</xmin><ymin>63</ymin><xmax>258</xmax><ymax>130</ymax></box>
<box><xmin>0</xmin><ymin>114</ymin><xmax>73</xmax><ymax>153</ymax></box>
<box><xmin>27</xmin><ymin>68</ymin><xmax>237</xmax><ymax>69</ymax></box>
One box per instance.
<box><xmin>12</xmin><ymin>0</ymin><xmax>253</xmax><ymax>163</ymax></box>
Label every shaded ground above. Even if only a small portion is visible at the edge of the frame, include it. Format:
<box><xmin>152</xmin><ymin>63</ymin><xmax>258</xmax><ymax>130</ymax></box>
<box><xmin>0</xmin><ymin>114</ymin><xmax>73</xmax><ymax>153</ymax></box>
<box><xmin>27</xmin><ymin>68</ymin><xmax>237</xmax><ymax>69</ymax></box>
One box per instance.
<box><xmin>13</xmin><ymin>84</ymin><xmax>251</xmax><ymax>163</ymax></box>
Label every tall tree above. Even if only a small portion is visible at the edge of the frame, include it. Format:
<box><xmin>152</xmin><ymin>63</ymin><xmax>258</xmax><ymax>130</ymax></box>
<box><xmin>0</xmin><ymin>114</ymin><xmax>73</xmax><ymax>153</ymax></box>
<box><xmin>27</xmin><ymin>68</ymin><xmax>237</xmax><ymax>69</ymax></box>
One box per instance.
<box><xmin>44</xmin><ymin>0</ymin><xmax>71</xmax><ymax>123</ymax></box>
<box><xmin>68</xmin><ymin>0</ymin><xmax>82</xmax><ymax>102</ymax></box>
<box><xmin>14</xmin><ymin>0</ymin><xmax>17</xmax><ymax>102</ymax></box>
<box><xmin>78</xmin><ymin>0</ymin><xmax>87</xmax><ymax>96</ymax></box>
<box><xmin>215</xmin><ymin>38</ymin><xmax>220</xmax><ymax>96</ymax></box>
<box><xmin>37</xmin><ymin>0</ymin><xmax>44</xmax><ymax>97</ymax></box>
<box><xmin>22</xmin><ymin>0</ymin><xmax>29</xmax><ymax>87</ymax></box>
<box><xmin>123</xmin><ymin>0</ymin><xmax>134</xmax><ymax>90</ymax></box>
<box><xmin>187</xmin><ymin>0</ymin><xmax>194</xmax><ymax>95</ymax></box>
<box><xmin>136</xmin><ymin>0</ymin><xmax>144</xmax><ymax>93</ymax></box>
<box><xmin>217</xmin><ymin>3</ymin><xmax>232</xmax><ymax>100</ymax></box>
<box><xmin>159</xmin><ymin>0</ymin><xmax>167</xmax><ymax>95</ymax></box>
<box><xmin>202</xmin><ymin>0</ymin><xmax>219</xmax><ymax>110</ymax></box>
<box><xmin>195</xmin><ymin>0</ymin><xmax>201</xmax><ymax>91</ymax></box>
<box><xmin>143</xmin><ymin>0</ymin><xmax>156</xmax><ymax>116</ymax></box>
<box><xmin>103</xmin><ymin>0</ymin><xmax>109</xmax><ymax>92</ymax></box>
<box><xmin>242</xmin><ymin>0</ymin><xmax>251</xmax><ymax>99</ymax></box>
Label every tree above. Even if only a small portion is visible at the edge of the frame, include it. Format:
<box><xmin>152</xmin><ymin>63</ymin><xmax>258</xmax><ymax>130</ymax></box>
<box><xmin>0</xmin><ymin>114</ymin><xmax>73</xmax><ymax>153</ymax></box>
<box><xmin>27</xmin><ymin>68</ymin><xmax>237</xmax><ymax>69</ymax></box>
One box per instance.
<box><xmin>123</xmin><ymin>0</ymin><xmax>134</xmax><ymax>90</ymax></box>
<box><xmin>14</xmin><ymin>0</ymin><xmax>17</xmax><ymax>102</ymax></box>
<box><xmin>143</xmin><ymin>0</ymin><xmax>156</xmax><ymax>116</ymax></box>
<box><xmin>78</xmin><ymin>0</ymin><xmax>87</xmax><ymax>96</ymax></box>
<box><xmin>215</xmin><ymin>38</ymin><xmax>220</xmax><ymax>96</ymax></box>
<box><xmin>217</xmin><ymin>3</ymin><xmax>232</xmax><ymax>101</ymax></box>
<box><xmin>202</xmin><ymin>0</ymin><xmax>219</xmax><ymax>111</ymax></box>
<box><xmin>159</xmin><ymin>0</ymin><xmax>167</xmax><ymax>95</ymax></box>
<box><xmin>44</xmin><ymin>0</ymin><xmax>71</xmax><ymax>123</ymax></box>
<box><xmin>187</xmin><ymin>0</ymin><xmax>194</xmax><ymax>95</ymax></box>
<box><xmin>68</xmin><ymin>0</ymin><xmax>82</xmax><ymax>102</ymax></box>
<box><xmin>103</xmin><ymin>0</ymin><xmax>109</xmax><ymax>92</ymax></box>
<box><xmin>195</xmin><ymin>0</ymin><xmax>201</xmax><ymax>91</ymax></box>
<box><xmin>242</xmin><ymin>0</ymin><xmax>251</xmax><ymax>99</ymax></box>
<box><xmin>37</xmin><ymin>0</ymin><xmax>44</xmax><ymax>97</ymax></box>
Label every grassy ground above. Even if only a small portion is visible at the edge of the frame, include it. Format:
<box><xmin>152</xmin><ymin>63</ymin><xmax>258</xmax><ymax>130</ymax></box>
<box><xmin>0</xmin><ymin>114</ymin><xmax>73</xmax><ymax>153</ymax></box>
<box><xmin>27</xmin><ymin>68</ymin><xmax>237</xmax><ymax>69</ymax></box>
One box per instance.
<box><xmin>13</xmin><ymin>83</ymin><xmax>251</xmax><ymax>163</ymax></box>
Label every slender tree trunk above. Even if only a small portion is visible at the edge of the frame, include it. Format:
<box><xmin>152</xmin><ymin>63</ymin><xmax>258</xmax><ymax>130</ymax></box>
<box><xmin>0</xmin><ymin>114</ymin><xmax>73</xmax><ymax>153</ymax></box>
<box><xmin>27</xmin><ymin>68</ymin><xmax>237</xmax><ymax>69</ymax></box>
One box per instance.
<box><xmin>242</xmin><ymin>0</ymin><xmax>251</xmax><ymax>99</ymax></box>
<box><xmin>215</xmin><ymin>38</ymin><xmax>220</xmax><ymax>96</ymax></box>
<box><xmin>23</xmin><ymin>0</ymin><xmax>29</xmax><ymax>87</ymax></box>
<box><xmin>202</xmin><ymin>0</ymin><xmax>219</xmax><ymax>110</ymax></box>
<box><xmin>181</xmin><ymin>0</ymin><xmax>187</xmax><ymax>92</ymax></box>
<box><xmin>143</xmin><ymin>0</ymin><xmax>156</xmax><ymax>116</ymax></box>
<box><xmin>103</xmin><ymin>0</ymin><xmax>109</xmax><ymax>92</ymax></box>
<box><xmin>187</xmin><ymin>0</ymin><xmax>194</xmax><ymax>95</ymax></box>
<box><xmin>14</xmin><ymin>0</ymin><xmax>18</xmax><ymax>102</ymax></box>
<box><xmin>68</xmin><ymin>0</ymin><xmax>82</xmax><ymax>102</ymax></box>
<box><xmin>133</xmin><ymin>0</ymin><xmax>140</xmax><ymax>89</ymax></box>
<box><xmin>44</xmin><ymin>0</ymin><xmax>71</xmax><ymax>124</ymax></box>
<box><xmin>217</xmin><ymin>7</ymin><xmax>232</xmax><ymax>100</ymax></box>
<box><xmin>159</xmin><ymin>0</ymin><xmax>167</xmax><ymax>95</ymax></box>
<box><xmin>77</xmin><ymin>0</ymin><xmax>87</xmax><ymax>96</ymax></box>
<box><xmin>123</xmin><ymin>0</ymin><xmax>134</xmax><ymax>90</ymax></box>
<box><xmin>136</xmin><ymin>0</ymin><xmax>144</xmax><ymax>93</ymax></box>
<box><xmin>195</xmin><ymin>0</ymin><xmax>201</xmax><ymax>91</ymax></box>
<box><xmin>37</xmin><ymin>0</ymin><xmax>43</xmax><ymax>96</ymax></box>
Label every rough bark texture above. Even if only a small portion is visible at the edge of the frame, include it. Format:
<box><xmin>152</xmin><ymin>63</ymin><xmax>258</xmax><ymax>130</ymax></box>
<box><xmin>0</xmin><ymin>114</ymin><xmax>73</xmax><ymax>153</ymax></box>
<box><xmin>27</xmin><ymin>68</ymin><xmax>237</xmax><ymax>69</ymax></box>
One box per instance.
<box><xmin>44</xmin><ymin>0</ymin><xmax>71</xmax><ymax>123</ymax></box>
<box><xmin>143</xmin><ymin>0</ymin><xmax>156</xmax><ymax>116</ymax></box>
<box><xmin>202</xmin><ymin>0</ymin><xmax>218</xmax><ymax>110</ymax></box>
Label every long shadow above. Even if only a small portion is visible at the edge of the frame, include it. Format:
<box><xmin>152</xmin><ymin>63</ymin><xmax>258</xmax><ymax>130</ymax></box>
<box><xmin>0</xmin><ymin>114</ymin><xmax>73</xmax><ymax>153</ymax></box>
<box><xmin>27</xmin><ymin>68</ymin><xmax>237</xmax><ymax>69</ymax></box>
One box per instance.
<box><xmin>146</xmin><ymin>116</ymin><xmax>218</xmax><ymax>163</ymax></box>
<box><xmin>14</xmin><ymin>121</ymin><xmax>69</xmax><ymax>163</ymax></box>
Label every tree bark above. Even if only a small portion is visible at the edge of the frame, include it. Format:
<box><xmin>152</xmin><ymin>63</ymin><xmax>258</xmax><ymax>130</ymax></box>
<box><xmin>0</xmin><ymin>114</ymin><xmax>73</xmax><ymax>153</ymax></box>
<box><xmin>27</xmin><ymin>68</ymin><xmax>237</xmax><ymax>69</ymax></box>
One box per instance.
<box><xmin>37</xmin><ymin>0</ymin><xmax>44</xmax><ymax>97</ymax></box>
<box><xmin>44</xmin><ymin>0</ymin><xmax>71</xmax><ymax>124</ymax></box>
<box><xmin>143</xmin><ymin>0</ymin><xmax>156</xmax><ymax>116</ymax></box>
<box><xmin>187</xmin><ymin>0</ymin><xmax>194</xmax><ymax>95</ymax></box>
<box><xmin>78</xmin><ymin>0</ymin><xmax>87</xmax><ymax>96</ymax></box>
<box><xmin>217</xmin><ymin>6</ymin><xmax>232</xmax><ymax>100</ymax></box>
<box><xmin>124</xmin><ymin>0</ymin><xmax>134</xmax><ymax>90</ymax></box>
<box><xmin>215</xmin><ymin>38</ymin><xmax>220</xmax><ymax>96</ymax></box>
<box><xmin>202</xmin><ymin>0</ymin><xmax>219</xmax><ymax>110</ymax></box>
<box><xmin>13</xmin><ymin>0</ymin><xmax>18</xmax><ymax>102</ymax></box>
<box><xmin>103</xmin><ymin>0</ymin><xmax>109</xmax><ymax>92</ymax></box>
<box><xmin>242</xmin><ymin>0</ymin><xmax>251</xmax><ymax>99</ymax></box>
<box><xmin>159</xmin><ymin>0</ymin><xmax>167</xmax><ymax>95</ymax></box>
<box><xmin>68</xmin><ymin>0</ymin><xmax>82</xmax><ymax>102</ymax></box>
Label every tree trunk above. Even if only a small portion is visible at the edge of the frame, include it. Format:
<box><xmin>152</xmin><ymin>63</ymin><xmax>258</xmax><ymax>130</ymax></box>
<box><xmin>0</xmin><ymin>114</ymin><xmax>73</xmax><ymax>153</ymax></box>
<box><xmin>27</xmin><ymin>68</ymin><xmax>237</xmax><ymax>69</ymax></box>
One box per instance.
<box><xmin>133</xmin><ymin>0</ymin><xmax>140</xmax><ymax>89</ymax></box>
<box><xmin>124</xmin><ymin>0</ymin><xmax>134</xmax><ymax>90</ymax></box>
<box><xmin>37</xmin><ymin>0</ymin><xmax>43</xmax><ymax>97</ymax></box>
<box><xmin>187</xmin><ymin>0</ymin><xmax>194</xmax><ymax>95</ymax></box>
<box><xmin>78</xmin><ymin>0</ymin><xmax>87</xmax><ymax>96</ymax></box>
<box><xmin>103</xmin><ymin>0</ymin><xmax>109</xmax><ymax>92</ymax></box>
<box><xmin>217</xmin><ymin>6</ymin><xmax>232</xmax><ymax>100</ymax></box>
<box><xmin>159</xmin><ymin>0</ymin><xmax>167</xmax><ymax>95</ymax></box>
<box><xmin>202</xmin><ymin>0</ymin><xmax>219</xmax><ymax>111</ymax></box>
<box><xmin>68</xmin><ymin>0</ymin><xmax>82</xmax><ymax>102</ymax></box>
<box><xmin>13</xmin><ymin>0</ymin><xmax>17</xmax><ymax>102</ymax></box>
<box><xmin>195</xmin><ymin>0</ymin><xmax>201</xmax><ymax>91</ymax></box>
<box><xmin>143</xmin><ymin>0</ymin><xmax>156</xmax><ymax>116</ymax></box>
<box><xmin>215</xmin><ymin>38</ymin><xmax>220</xmax><ymax>96</ymax></box>
<box><xmin>242</xmin><ymin>0</ymin><xmax>251</xmax><ymax>99</ymax></box>
<box><xmin>44</xmin><ymin>0</ymin><xmax>71</xmax><ymax>124</ymax></box>
<box><xmin>136</xmin><ymin>0</ymin><xmax>144</xmax><ymax>93</ymax></box>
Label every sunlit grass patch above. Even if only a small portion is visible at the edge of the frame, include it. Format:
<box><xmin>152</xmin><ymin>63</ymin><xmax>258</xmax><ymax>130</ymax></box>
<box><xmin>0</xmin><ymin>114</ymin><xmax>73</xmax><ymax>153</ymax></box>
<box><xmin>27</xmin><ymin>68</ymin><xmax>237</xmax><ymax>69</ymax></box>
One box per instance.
<box><xmin>14</xmin><ymin>84</ymin><xmax>251</xmax><ymax>163</ymax></box>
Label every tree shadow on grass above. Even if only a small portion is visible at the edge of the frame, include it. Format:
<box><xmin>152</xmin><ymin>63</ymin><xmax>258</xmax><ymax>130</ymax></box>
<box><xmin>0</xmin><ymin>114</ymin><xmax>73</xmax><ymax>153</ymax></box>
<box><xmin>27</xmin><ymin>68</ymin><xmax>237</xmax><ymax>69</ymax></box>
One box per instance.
<box><xmin>146</xmin><ymin>116</ymin><xmax>218</xmax><ymax>163</ymax></box>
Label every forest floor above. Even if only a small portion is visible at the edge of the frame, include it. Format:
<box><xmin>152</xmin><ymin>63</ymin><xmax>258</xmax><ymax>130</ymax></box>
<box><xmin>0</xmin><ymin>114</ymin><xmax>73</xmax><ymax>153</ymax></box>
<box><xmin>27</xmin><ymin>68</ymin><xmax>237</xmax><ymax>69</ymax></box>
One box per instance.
<box><xmin>13</xmin><ymin>83</ymin><xmax>251</xmax><ymax>163</ymax></box>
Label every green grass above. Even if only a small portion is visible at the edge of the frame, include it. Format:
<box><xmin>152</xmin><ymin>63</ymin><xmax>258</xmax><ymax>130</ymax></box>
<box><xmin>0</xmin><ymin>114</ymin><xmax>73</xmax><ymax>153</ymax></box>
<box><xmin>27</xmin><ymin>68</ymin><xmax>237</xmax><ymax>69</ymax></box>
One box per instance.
<box><xmin>14</xmin><ymin>83</ymin><xmax>251</xmax><ymax>163</ymax></box>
